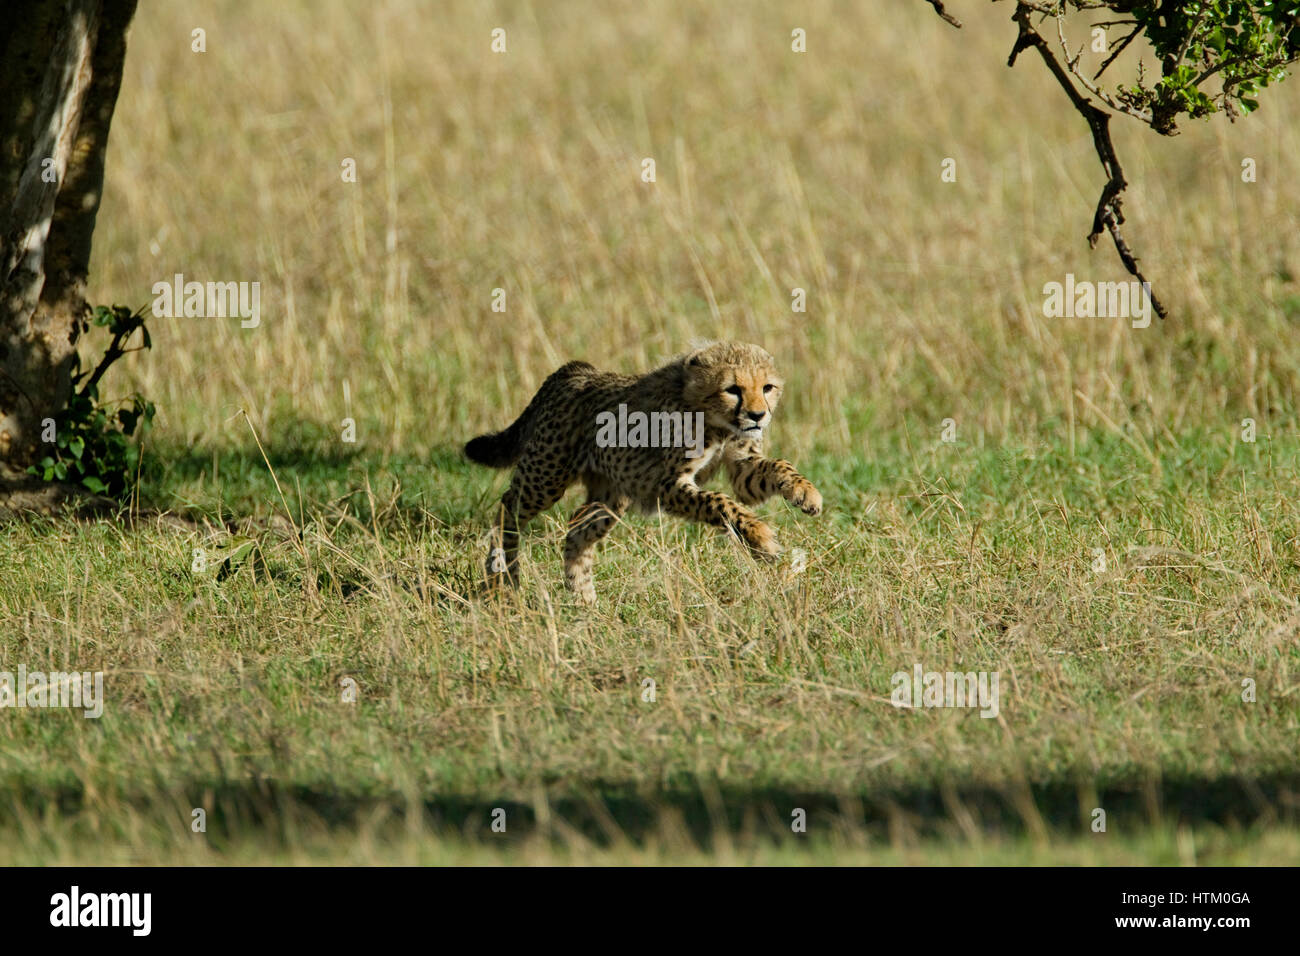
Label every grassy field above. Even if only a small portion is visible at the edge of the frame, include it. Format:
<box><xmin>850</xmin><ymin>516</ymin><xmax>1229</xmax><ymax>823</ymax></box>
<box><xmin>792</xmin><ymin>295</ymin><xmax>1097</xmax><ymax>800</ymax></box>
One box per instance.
<box><xmin>2</xmin><ymin>0</ymin><xmax>1299</xmax><ymax>864</ymax></box>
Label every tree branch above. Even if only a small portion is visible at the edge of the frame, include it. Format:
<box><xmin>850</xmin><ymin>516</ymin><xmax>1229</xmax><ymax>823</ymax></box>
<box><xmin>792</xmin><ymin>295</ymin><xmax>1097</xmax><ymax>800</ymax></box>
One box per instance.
<box><xmin>1009</xmin><ymin>3</ymin><xmax>1167</xmax><ymax>318</ymax></box>
<box><xmin>924</xmin><ymin>0</ymin><xmax>963</xmax><ymax>28</ymax></box>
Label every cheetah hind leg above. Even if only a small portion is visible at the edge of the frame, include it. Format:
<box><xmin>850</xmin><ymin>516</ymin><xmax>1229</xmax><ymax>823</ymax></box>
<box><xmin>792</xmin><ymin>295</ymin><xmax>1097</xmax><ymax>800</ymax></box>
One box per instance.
<box><xmin>564</xmin><ymin>496</ymin><xmax>627</xmax><ymax>605</ymax></box>
<box><xmin>483</xmin><ymin>473</ymin><xmax>569</xmax><ymax>594</ymax></box>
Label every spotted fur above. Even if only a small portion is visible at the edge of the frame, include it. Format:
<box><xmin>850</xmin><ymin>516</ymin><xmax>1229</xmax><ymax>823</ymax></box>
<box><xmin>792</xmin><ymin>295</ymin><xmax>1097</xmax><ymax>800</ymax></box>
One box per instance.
<box><xmin>465</xmin><ymin>342</ymin><xmax>823</xmax><ymax>604</ymax></box>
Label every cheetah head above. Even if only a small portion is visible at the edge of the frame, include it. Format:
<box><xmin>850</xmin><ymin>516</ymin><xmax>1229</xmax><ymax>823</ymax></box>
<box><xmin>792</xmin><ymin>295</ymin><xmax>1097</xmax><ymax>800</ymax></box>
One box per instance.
<box><xmin>681</xmin><ymin>342</ymin><xmax>784</xmax><ymax>440</ymax></box>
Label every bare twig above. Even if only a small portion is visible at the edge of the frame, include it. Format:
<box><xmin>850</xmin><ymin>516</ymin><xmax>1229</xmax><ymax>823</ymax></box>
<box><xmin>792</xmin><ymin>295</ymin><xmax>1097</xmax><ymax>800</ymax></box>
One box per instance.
<box><xmin>924</xmin><ymin>0</ymin><xmax>963</xmax><ymax>28</ymax></box>
<box><xmin>1055</xmin><ymin>12</ymin><xmax>1154</xmax><ymax>123</ymax></box>
<box><xmin>1094</xmin><ymin>24</ymin><xmax>1140</xmax><ymax>80</ymax></box>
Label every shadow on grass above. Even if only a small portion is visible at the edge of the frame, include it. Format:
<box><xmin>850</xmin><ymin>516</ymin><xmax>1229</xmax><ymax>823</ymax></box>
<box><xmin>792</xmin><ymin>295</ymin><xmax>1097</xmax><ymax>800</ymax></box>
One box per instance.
<box><xmin>14</xmin><ymin>772</ymin><xmax>1298</xmax><ymax>851</ymax></box>
<box><xmin>138</xmin><ymin>438</ymin><xmax>479</xmax><ymax>525</ymax></box>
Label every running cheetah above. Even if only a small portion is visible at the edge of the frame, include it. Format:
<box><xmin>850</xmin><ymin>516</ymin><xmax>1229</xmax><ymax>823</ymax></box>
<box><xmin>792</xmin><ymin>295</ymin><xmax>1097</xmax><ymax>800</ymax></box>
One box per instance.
<box><xmin>464</xmin><ymin>342</ymin><xmax>823</xmax><ymax>604</ymax></box>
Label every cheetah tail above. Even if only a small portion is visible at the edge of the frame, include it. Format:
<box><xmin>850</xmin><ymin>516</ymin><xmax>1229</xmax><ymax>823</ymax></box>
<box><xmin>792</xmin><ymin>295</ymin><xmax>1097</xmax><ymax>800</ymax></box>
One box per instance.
<box><xmin>464</xmin><ymin>418</ymin><xmax>523</xmax><ymax>468</ymax></box>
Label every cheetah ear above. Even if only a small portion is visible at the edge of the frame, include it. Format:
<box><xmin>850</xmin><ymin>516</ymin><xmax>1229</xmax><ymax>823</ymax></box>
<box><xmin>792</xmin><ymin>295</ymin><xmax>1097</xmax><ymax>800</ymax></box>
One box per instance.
<box><xmin>684</xmin><ymin>338</ymin><xmax>716</xmax><ymax>367</ymax></box>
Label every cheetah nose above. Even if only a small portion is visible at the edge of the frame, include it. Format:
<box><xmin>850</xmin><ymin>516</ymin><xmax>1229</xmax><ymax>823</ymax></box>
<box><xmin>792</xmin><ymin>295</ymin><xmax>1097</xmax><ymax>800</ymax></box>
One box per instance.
<box><xmin>745</xmin><ymin>410</ymin><xmax>765</xmax><ymax>422</ymax></box>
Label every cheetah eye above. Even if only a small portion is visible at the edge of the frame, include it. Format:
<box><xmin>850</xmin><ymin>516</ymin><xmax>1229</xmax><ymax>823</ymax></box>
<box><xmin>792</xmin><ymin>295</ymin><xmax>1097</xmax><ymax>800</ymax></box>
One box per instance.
<box><xmin>762</xmin><ymin>384</ymin><xmax>776</xmax><ymax>394</ymax></box>
<box><xmin>725</xmin><ymin>386</ymin><xmax>743</xmax><ymax>399</ymax></box>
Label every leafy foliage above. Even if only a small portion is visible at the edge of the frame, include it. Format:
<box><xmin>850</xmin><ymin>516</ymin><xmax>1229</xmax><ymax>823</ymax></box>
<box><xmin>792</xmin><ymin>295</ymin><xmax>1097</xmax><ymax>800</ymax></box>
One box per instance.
<box><xmin>28</xmin><ymin>304</ymin><xmax>156</xmax><ymax>498</ymax></box>
<box><xmin>1072</xmin><ymin>1</ymin><xmax>1299</xmax><ymax>132</ymax></box>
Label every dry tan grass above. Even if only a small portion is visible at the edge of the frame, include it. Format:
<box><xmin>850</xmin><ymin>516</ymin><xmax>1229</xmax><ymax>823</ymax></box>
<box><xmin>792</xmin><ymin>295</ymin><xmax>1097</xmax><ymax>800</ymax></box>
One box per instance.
<box><xmin>94</xmin><ymin>0</ymin><xmax>1300</xmax><ymax>452</ymax></box>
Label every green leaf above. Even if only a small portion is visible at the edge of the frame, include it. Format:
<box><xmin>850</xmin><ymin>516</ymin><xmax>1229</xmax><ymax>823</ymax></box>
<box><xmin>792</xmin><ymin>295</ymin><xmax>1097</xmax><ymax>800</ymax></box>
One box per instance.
<box><xmin>81</xmin><ymin>475</ymin><xmax>108</xmax><ymax>494</ymax></box>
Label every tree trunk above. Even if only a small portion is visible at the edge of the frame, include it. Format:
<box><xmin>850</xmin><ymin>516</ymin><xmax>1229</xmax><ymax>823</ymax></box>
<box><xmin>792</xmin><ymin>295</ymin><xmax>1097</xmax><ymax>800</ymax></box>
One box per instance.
<box><xmin>0</xmin><ymin>0</ymin><xmax>137</xmax><ymax>508</ymax></box>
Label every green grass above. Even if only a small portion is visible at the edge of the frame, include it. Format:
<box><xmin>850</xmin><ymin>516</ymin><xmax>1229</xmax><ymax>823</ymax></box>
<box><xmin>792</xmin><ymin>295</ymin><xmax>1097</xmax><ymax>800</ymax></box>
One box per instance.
<box><xmin>3</xmin><ymin>434</ymin><xmax>1297</xmax><ymax>863</ymax></box>
<box><xmin>4</xmin><ymin>0</ymin><xmax>1300</xmax><ymax>863</ymax></box>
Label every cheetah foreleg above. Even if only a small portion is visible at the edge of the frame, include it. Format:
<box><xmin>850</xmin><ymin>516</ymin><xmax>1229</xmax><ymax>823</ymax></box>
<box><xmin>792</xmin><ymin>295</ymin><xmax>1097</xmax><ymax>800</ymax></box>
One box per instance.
<box><xmin>660</xmin><ymin>481</ymin><xmax>781</xmax><ymax>561</ymax></box>
<box><xmin>727</xmin><ymin>455</ymin><xmax>823</xmax><ymax>515</ymax></box>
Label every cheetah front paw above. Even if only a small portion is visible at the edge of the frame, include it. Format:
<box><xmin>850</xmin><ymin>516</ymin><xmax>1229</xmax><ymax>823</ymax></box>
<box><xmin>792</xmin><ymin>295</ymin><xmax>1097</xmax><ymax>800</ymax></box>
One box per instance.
<box><xmin>787</xmin><ymin>479</ymin><xmax>823</xmax><ymax>516</ymax></box>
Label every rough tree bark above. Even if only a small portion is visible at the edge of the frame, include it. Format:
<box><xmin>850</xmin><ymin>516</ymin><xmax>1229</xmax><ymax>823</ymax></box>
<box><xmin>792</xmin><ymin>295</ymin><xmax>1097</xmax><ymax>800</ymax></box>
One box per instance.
<box><xmin>0</xmin><ymin>0</ymin><xmax>138</xmax><ymax>511</ymax></box>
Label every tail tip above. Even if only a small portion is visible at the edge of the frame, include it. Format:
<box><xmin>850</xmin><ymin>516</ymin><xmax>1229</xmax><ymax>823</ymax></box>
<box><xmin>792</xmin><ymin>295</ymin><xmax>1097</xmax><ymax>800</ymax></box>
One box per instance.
<box><xmin>465</xmin><ymin>432</ymin><xmax>511</xmax><ymax>467</ymax></box>
<box><xmin>464</xmin><ymin>434</ymin><xmax>491</xmax><ymax>464</ymax></box>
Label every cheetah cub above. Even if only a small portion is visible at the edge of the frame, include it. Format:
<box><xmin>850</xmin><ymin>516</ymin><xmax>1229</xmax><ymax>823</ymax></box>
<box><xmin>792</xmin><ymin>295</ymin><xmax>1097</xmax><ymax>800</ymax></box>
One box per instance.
<box><xmin>464</xmin><ymin>342</ymin><xmax>823</xmax><ymax>604</ymax></box>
